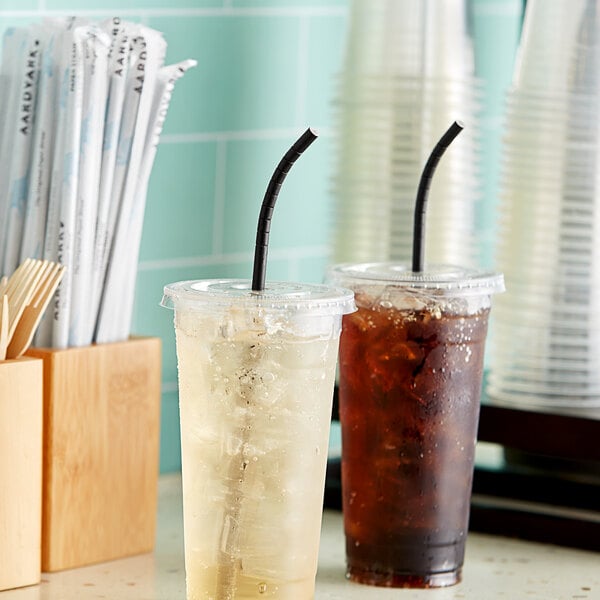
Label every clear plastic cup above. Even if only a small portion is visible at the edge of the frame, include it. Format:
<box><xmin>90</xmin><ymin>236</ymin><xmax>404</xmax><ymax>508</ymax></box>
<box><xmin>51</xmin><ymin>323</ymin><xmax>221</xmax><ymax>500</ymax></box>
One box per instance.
<box><xmin>161</xmin><ymin>279</ymin><xmax>355</xmax><ymax>600</ymax></box>
<box><xmin>336</xmin><ymin>76</ymin><xmax>483</xmax><ymax>97</ymax></box>
<box><xmin>512</xmin><ymin>0</ymin><xmax>598</xmax><ymax>93</ymax></box>
<box><xmin>492</xmin><ymin>375</ymin><xmax>600</xmax><ymax>394</ymax></box>
<box><xmin>333</xmin><ymin>2</ymin><xmax>482</xmax><ymax>270</ymax></box>
<box><xmin>494</xmin><ymin>0</ymin><xmax>600</xmax><ymax>411</ymax></box>
<box><xmin>489</xmin><ymin>363</ymin><xmax>600</xmax><ymax>385</ymax></box>
<box><xmin>486</xmin><ymin>383</ymin><xmax>600</xmax><ymax>408</ymax></box>
<box><xmin>342</xmin><ymin>0</ymin><xmax>474</xmax><ymax>78</ymax></box>
<box><xmin>328</xmin><ymin>263</ymin><xmax>504</xmax><ymax>588</ymax></box>
<box><xmin>486</xmin><ymin>385</ymin><xmax>600</xmax><ymax>409</ymax></box>
<box><xmin>491</xmin><ymin>353</ymin><xmax>600</xmax><ymax>374</ymax></box>
<box><xmin>492</xmin><ymin>325</ymin><xmax>600</xmax><ymax>348</ymax></box>
<box><xmin>493</xmin><ymin>305</ymin><xmax>600</xmax><ymax>328</ymax></box>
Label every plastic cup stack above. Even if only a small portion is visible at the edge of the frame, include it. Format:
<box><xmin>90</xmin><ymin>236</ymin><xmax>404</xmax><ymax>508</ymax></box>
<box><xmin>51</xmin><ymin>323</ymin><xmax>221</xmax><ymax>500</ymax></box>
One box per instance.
<box><xmin>489</xmin><ymin>0</ymin><xmax>600</xmax><ymax>409</ymax></box>
<box><xmin>331</xmin><ymin>0</ymin><xmax>482</xmax><ymax>266</ymax></box>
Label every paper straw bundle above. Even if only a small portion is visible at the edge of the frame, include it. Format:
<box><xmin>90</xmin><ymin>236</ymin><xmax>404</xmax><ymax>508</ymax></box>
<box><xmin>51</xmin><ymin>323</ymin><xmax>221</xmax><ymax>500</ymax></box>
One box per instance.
<box><xmin>0</xmin><ymin>17</ymin><xmax>196</xmax><ymax>348</ymax></box>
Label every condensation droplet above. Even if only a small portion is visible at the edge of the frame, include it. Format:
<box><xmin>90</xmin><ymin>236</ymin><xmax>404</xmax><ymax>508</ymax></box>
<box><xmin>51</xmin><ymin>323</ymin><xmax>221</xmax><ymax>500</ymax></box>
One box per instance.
<box><xmin>258</xmin><ymin>582</ymin><xmax>267</xmax><ymax>594</ymax></box>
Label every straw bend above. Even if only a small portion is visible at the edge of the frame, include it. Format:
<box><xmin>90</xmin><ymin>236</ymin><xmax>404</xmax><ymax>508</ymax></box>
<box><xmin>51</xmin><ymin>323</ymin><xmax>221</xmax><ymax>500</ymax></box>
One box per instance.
<box><xmin>252</xmin><ymin>127</ymin><xmax>319</xmax><ymax>291</ymax></box>
<box><xmin>412</xmin><ymin>120</ymin><xmax>464</xmax><ymax>273</ymax></box>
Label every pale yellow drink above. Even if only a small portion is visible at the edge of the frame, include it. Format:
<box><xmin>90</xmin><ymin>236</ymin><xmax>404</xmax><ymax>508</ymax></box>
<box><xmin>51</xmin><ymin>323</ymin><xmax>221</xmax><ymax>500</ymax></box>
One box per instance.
<box><xmin>162</xmin><ymin>280</ymin><xmax>355</xmax><ymax>600</ymax></box>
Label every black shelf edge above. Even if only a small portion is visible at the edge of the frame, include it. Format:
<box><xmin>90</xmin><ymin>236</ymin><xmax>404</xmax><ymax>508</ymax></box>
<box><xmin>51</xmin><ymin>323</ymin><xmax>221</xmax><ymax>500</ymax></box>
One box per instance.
<box><xmin>477</xmin><ymin>402</ymin><xmax>600</xmax><ymax>462</ymax></box>
<box><xmin>469</xmin><ymin>499</ymin><xmax>600</xmax><ymax>553</ymax></box>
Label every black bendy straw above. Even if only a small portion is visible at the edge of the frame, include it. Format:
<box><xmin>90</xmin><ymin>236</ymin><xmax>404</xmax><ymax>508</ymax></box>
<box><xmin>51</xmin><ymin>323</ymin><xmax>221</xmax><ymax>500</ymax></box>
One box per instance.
<box><xmin>251</xmin><ymin>128</ymin><xmax>319</xmax><ymax>291</ymax></box>
<box><xmin>411</xmin><ymin>120</ymin><xmax>464</xmax><ymax>273</ymax></box>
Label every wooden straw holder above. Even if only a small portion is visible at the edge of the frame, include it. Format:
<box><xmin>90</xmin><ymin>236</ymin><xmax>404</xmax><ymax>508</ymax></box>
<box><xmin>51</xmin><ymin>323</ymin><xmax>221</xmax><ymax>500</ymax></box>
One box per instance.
<box><xmin>27</xmin><ymin>337</ymin><xmax>161</xmax><ymax>572</ymax></box>
<box><xmin>0</xmin><ymin>357</ymin><xmax>43</xmax><ymax>591</ymax></box>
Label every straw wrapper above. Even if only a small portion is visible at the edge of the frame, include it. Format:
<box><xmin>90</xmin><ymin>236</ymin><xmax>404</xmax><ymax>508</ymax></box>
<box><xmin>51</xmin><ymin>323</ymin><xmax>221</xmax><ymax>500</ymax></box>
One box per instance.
<box><xmin>20</xmin><ymin>24</ymin><xmax>64</xmax><ymax>262</ymax></box>
<box><xmin>88</xmin><ymin>20</ymin><xmax>131</xmax><ymax>342</ymax></box>
<box><xmin>100</xmin><ymin>59</ymin><xmax>197</xmax><ymax>342</ymax></box>
<box><xmin>95</xmin><ymin>27</ymin><xmax>166</xmax><ymax>343</ymax></box>
<box><xmin>46</xmin><ymin>26</ymin><xmax>87</xmax><ymax>348</ymax></box>
<box><xmin>2</xmin><ymin>31</ymin><xmax>42</xmax><ymax>276</ymax></box>
<box><xmin>0</xmin><ymin>28</ymin><xmax>30</xmax><ymax>271</ymax></box>
<box><xmin>69</xmin><ymin>27</ymin><xmax>111</xmax><ymax>347</ymax></box>
<box><xmin>0</xmin><ymin>17</ymin><xmax>194</xmax><ymax>348</ymax></box>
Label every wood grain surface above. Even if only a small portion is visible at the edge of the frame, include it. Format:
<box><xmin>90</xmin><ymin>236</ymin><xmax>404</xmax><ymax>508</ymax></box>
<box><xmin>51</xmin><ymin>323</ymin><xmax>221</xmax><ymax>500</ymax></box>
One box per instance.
<box><xmin>0</xmin><ymin>357</ymin><xmax>43</xmax><ymax>590</ymax></box>
<box><xmin>28</xmin><ymin>337</ymin><xmax>161</xmax><ymax>572</ymax></box>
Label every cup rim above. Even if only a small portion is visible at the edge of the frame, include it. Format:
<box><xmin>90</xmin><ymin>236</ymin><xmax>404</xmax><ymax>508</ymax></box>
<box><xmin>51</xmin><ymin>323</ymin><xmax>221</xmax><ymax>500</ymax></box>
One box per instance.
<box><xmin>328</xmin><ymin>263</ymin><xmax>505</xmax><ymax>296</ymax></box>
<box><xmin>161</xmin><ymin>279</ymin><xmax>357</xmax><ymax>315</ymax></box>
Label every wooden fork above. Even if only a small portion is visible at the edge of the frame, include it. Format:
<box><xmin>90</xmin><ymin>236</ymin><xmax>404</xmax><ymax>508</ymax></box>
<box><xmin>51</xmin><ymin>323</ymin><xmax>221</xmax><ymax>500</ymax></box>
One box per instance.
<box><xmin>4</xmin><ymin>258</ymin><xmax>34</xmax><ymax>296</ymax></box>
<box><xmin>6</xmin><ymin>259</ymin><xmax>49</xmax><ymax>342</ymax></box>
<box><xmin>6</xmin><ymin>264</ymin><xmax>65</xmax><ymax>359</ymax></box>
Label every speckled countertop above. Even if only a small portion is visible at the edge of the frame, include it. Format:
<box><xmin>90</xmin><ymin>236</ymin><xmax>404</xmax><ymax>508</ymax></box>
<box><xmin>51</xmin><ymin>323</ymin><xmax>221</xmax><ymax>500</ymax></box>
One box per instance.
<box><xmin>2</xmin><ymin>474</ymin><xmax>598</xmax><ymax>600</ymax></box>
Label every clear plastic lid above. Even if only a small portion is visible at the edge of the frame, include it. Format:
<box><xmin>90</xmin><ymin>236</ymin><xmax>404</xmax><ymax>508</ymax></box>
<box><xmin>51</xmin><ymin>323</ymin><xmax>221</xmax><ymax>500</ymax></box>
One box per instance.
<box><xmin>161</xmin><ymin>279</ymin><xmax>356</xmax><ymax>316</ymax></box>
<box><xmin>329</xmin><ymin>263</ymin><xmax>505</xmax><ymax>297</ymax></box>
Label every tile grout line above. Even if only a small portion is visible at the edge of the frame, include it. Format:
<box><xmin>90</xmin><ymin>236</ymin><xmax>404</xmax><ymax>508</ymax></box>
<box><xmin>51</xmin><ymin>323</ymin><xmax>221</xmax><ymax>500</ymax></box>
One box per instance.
<box><xmin>0</xmin><ymin>7</ymin><xmax>347</xmax><ymax>18</ymax></box>
<box><xmin>211</xmin><ymin>140</ymin><xmax>227</xmax><ymax>255</ymax></box>
<box><xmin>160</xmin><ymin>127</ymin><xmax>333</xmax><ymax>144</ymax></box>
<box><xmin>146</xmin><ymin>6</ymin><xmax>348</xmax><ymax>18</ymax></box>
<box><xmin>295</xmin><ymin>15</ymin><xmax>310</xmax><ymax>128</ymax></box>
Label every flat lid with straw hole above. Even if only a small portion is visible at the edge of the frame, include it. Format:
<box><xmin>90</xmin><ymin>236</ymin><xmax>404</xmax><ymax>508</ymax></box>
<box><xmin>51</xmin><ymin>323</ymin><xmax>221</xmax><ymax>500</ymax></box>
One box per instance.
<box><xmin>329</xmin><ymin>263</ymin><xmax>505</xmax><ymax>297</ymax></box>
<box><xmin>161</xmin><ymin>280</ymin><xmax>356</xmax><ymax>315</ymax></box>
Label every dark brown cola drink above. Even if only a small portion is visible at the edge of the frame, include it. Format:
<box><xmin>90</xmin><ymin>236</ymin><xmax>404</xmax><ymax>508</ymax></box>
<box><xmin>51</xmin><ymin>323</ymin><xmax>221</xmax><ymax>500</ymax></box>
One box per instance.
<box><xmin>329</xmin><ymin>264</ymin><xmax>503</xmax><ymax>588</ymax></box>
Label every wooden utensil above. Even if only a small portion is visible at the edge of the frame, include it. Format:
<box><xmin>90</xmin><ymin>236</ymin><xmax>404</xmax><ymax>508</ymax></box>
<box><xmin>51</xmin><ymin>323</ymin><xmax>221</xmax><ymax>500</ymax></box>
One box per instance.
<box><xmin>7</xmin><ymin>260</ymin><xmax>49</xmax><ymax>342</ymax></box>
<box><xmin>6</xmin><ymin>264</ymin><xmax>65</xmax><ymax>359</ymax></box>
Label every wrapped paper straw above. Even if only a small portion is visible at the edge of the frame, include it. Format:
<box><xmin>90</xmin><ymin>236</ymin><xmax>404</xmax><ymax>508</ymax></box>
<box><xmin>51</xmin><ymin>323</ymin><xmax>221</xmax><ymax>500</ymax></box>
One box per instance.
<box><xmin>56</xmin><ymin>27</ymin><xmax>87</xmax><ymax>347</ymax></box>
<box><xmin>0</xmin><ymin>17</ymin><xmax>194</xmax><ymax>348</ymax></box>
<box><xmin>0</xmin><ymin>28</ymin><xmax>29</xmax><ymax>271</ymax></box>
<box><xmin>88</xmin><ymin>19</ymin><xmax>131</xmax><ymax>335</ymax></box>
<box><xmin>69</xmin><ymin>27</ymin><xmax>111</xmax><ymax>347</ymax></box>
<box><xmin>110</xmin><ymin>59</ymin><xmax>197</xmax><ymax>341</ymax></box>
<box><xmin>2</xmin><ymin>31</ymin><xmax>42</xmax><ymax>275</ymax></box>
<box><xmin>20</xmin><ymin>24</ymin><xmax>64</xmax><ymax>262</ymax></box>
<box><xmin>95</xmin><ymin>26</ymin><xmax>166</xmax><ymax>343</ymax></box>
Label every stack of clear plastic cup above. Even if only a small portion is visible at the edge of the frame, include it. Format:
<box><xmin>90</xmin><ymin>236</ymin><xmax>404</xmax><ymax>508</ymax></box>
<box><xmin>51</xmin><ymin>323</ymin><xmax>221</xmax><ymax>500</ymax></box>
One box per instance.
<box><xmin>489</xmin><ymin>0</ymin><xmax>600</xmax><ymax>408</ymax></box>
<box><xmin>331</xmin><ymin>0</ymin><xmax>482</xmax><ymax>267</ymax></box>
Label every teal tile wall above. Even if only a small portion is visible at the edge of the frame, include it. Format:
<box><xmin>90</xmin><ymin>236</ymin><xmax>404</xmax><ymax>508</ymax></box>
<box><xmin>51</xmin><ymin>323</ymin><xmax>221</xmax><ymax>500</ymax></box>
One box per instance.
<box><xmin>139</xmin><ymin>142</ymin><xmax>217</xmax><ymax>261</ymax></box>
<box><xmin>0</xmin><ymin>2</ymin><xmax>38</xmax><ymax>10</ymax></box>
<box><xmin>221</xmin><ymin>137</ymin><xmax>332</xmax><ymax>253</ymax></box>
<box><xmin>0</xmin><ymin>1</ymin><xmax>521</xmax><ymax>473</ymax></box>
<box><xmin>149</xmin><ymin>16</ymin><xmax>303</xmax><ymax>133</ymax></box>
